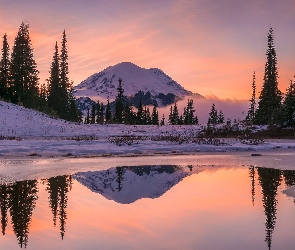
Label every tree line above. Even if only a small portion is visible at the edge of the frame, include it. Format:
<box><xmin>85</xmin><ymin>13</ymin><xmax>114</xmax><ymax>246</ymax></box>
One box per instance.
<box><xmin>0</xmin><ymin>22</ymin><xmax>81</xmax><ymax>122</ymax></box>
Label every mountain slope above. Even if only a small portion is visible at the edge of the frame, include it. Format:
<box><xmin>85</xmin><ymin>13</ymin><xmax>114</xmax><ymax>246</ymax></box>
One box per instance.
<box><xmin>73</xmin><ymin>62</ymin><xmax>201</xmax><ymax>106</ymax></box>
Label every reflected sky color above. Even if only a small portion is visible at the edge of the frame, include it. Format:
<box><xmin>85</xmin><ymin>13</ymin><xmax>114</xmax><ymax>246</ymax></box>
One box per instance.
<box><xmin>0</xmin><ymin>0</ymin><xmax>295</xmax><ymax>99</ymax></box>
<box><xmin>0</xmin><ymin>165</ymin><xmax>295</xmax><ymax>249</ymax></box>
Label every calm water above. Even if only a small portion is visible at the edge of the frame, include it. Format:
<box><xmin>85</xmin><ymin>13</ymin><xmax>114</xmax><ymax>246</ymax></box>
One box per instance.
<box><xmin>0</xmin><ymin>164</ymin><xmax>295</xmax><ymax>250</ymax></box>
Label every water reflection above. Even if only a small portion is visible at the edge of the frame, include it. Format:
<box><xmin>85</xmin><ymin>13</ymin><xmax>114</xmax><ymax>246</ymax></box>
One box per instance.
<box><xmin>45</xmin><ymin>175</ymin><xmax>72</xmax><ymax>239</ymax></box>
<box><xmin>0</xmin><ymin>165</ymin><xmax>294</xmax><ymax>249</ymax></box>
<box><xmin>73</xmin><ymin>165</ymin><xmax>204</xmax><ymax>204</ymax></box>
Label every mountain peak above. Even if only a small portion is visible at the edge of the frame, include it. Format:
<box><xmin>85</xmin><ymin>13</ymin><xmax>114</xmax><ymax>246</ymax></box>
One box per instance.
<box><xmin>73</xmin><ymin>62</ymin><xmax>200</xmax><ymax>105</ymax></box>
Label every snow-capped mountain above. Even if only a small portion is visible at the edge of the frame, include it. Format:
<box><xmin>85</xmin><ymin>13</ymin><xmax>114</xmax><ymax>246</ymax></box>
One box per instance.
<box><xmin>73</xmin><ymin>165</ymin><xmax>207</xmax><ymax>204</ymax></box>
<box><xmin>73</xmin><ymin>62</ymin><xmax>202</xmax><ymax>107</ymax></box>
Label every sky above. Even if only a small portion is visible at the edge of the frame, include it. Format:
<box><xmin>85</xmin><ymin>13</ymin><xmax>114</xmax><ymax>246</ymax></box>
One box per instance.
<box><xmin>0</xmin><ymin>0</ymin><xmax>295</xmax><ymax>100</ymax></box>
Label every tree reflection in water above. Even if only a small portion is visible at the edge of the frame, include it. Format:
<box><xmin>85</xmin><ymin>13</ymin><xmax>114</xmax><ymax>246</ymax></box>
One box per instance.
<box><xmin>46</xmin><ymin>175</ymin><xmax>72</xmax><ymax>240</ymax></box>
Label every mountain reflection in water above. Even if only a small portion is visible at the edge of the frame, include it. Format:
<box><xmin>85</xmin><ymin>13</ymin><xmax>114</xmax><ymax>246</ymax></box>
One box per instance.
<box><xmin>0</xmin><ymin>165</ymin><xmax>294</xmax><ymax>249</ymax></box>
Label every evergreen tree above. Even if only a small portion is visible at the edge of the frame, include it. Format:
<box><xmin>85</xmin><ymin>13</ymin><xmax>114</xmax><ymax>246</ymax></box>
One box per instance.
<box><xmin>58</xmin><ymin>30</ymin><xmax>70</xmax><ymax>119</ymax></box>
<box><xmin>114</xmin><ymin>78</ymin><xmax>125</xmax><ymax>123</ymax></box>
<box><xmin>160</xmin><ymin>114</ymin><xmax>165</xmax><ymax>126</ymax></box>
<box><xmin>85</xmin><ymin>108</ymin><xmax>90</xmax><ymax>124</ymax></box>
<box><xmin>254</xmin><ymin>27</ymin><xmax>282</xmax><ymax>125</ymax></box>
<box><xmin>95</xmin><ymin>101</ymin><xmax>104</xmax><ymax>124</ymax></box>
<box><xmin>194</xmin><ymin>115</ymin><xmax>199</xmax><ymax>125</ymax></box>
<box><xmin>172</xmin><ymin>103</ymin><xmax>179</xmax><ymax>125</ymax></box>
<box><xmin>218</xmin><ymin>110</ymin><xmax>224</xmax><ymax>124</ymax></box>
<box><xmin>99</xmin><ymin>102</ymin><xmax>104</xmax><ymax>124</ymax></box>
<box><xmin>47</xmin><ymin>41</ymin><xmax>60</xmax><ymax>115</ymax></box>
<box><xmin>123</xmin><ymin>101</ymin><xmax>135</xmax><ymax>124</ymax></box>
<box><xmin>208</xmin><ymin>103</ymin><xmax>218</xmax><ymax>125</ymax></box>
<box><xmin>136</xmin><ymin>100</ymin><xmax>144</xmax><ymax>124</ymax></box>
<box><xmin>151</xmin><ymin>103</ymin><xmax>159</xmax><ymax>125</ymax></box>
<box><xmin>282</xmin><ymin>77</ymin><xmax>295</xmax><ymax>126</ymax></box>
<box><xmin>246</xmin><ymin>71</ymin><xmax>256</xmax><ymax>122</ymax></box>
<box><xmin>90</xmin><ymin>103</ymin><xmax>96</xmax><ymax>124</ymax></box>
<box><xmin>67</xmin><ymin>88</ymin><xmax>82</xmax><ymax>122</ymax></box>
<box><xmin>0</xmin><ymin>34</ymin><xmax>10</xmax><ymax>100</ymax></box>
<box><xmin>168</xmin><ymin>106</ymin><xmax>173</xmax><ymax>125</ymax></box>
<box><xmin>39</xmin><ymin>82</ymin><xmax>48</xmax><ymax>112</ymax></box>
<box><xmin>105</xmin><ymin>97</ymin><xmax>112</xmax><ymax>123</ymax></box>
<box><xmin>10</xmin><ymin>22</ymin><xmax>39</xmax><ymax>108</ymax></box>
<box><xmin>184</xmin><ymin>99</ymin><xmax>195</xmax><ymax>125</ymax></box>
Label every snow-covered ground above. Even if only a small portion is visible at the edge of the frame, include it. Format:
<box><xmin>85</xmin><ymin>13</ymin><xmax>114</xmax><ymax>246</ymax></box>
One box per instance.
<box><xmin>1</xmin><ymin>100</ymin><xmax>295</xmax><ymax>159</ymax></box>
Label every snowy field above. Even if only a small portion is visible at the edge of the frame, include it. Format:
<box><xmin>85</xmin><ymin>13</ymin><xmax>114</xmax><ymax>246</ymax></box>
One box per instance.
<box><xmin>1</xmin><ymin>100</ymin><xmax>295</xmax><ymax>159</ymax></box>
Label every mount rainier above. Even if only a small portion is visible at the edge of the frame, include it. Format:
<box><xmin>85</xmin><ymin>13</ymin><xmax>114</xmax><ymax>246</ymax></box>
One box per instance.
<box><xmin>73</xmin><ymin>62</ymin><xmax>202</xmax><ymax>108</ymax></box>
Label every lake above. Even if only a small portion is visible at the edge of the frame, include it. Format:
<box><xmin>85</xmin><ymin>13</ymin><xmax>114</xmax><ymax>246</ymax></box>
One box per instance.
<box><xmin>0</xmin><ymin>157</ymin><xmax>295</xmax><ymax>250</ymax></box>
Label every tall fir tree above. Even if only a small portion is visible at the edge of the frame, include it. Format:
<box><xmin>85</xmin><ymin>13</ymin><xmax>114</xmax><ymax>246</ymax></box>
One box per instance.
<box><xmin>208</xmin><ymin>103</ymin><xmax>218</xmax><ymax>125</ymax></box>
<box><xmin>218</xmin><ymin>110</ymin><xmax>224</xmax><ymax>124</ymax></box>
<box><xmin>246</xmin><ymin>71</ymin><xmax>256</xmax><ymax>122</ymax></box>
<box><xmin>151</xmin><ymin>103</ymin><xmax>159</xmax><ymax>125</ymax></box>
<box><xmin>47</xmin><ymin>41</ymin><xmax>60</xmax><ymax>115</ymax></box>
<box><xmin>282</xmin><ymin>77</ymin><xmax>295</xmax><ymax>127</ymax></box>
<box><xmin>90</xmin><ymin>103</ymin><xmax>96</xmax><ymax>124</ymax></box>
<box><xmin>114</xmin><ymin>78</ymin><xmax>125</xmax><ymax>123</ymax></box>
<box><xmin>38</xmin><ymin>82</ymin><xmax>48</xmax><ymax>112</ymax></box>
<box><xmin>183</xmin><ymin>99</ymin><xmax>195</xmax><ymax>125</ymax></box>
<box><xmin>136</xmin><ymin>100</ymin><xmax>144</xmax><ymax>124</ymax></box>
<box><xmin>172</xmin><ymin>103</ymin><xmax>179</xmax><ymax>125</ymax></box>
<box><xmin>105</xmin><ymin>97</ymin><xmax>112</xmax><ymax>123</ymax></box>
<box><xmin>10</xmin><ymin>22</ymin><xmax>39</xmax><ymax>108</ymax></box>
<box><xmin>59</xmin><ymin>30</ymin><xmax>70</xmax><ymax>119</ymax></box>
<box><xmin>0</xmin><ymin>34</ymin><xmax>11</xmax><ymax>100</ymax></box>
<box><xmin>254</xmin><ymin>27</ymin><xmax>282</xmax><ymax>125</ymax></box>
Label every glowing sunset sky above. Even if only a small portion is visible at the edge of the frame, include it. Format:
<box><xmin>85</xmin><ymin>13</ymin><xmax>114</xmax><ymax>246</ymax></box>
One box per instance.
<box><xmin>0</xmin><ymin>0</ymin><xmax>295</xmax><ymax>99</ymax></box>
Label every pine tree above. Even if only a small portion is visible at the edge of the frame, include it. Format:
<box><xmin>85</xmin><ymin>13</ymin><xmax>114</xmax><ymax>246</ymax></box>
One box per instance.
<box><xmin>136</xmin><ymin>100</ymin><xmax>143</xmax><ymax>124</ymax></box>
<box><xmin>208</xmin><ymin>103</ymin><xmax>218</xmax><ymax>125</ymax></box>
<box><xmin>10</xmin><ymin>22</ymin><xmax>39</xmax><ymax>108</ymax></box>
<box><xmin>105</xmin><ymin>97</ymin><xmax>112</xmax><ymax>123</ymax></box>
<box><xmin>114</xmin><ymin>78</ymin><xmax>125</xmax><ymax>123</ymax></box>
<box><xmin>0</xmin><ymin>34</ymin><xmax>10</xmax><ymax>100</ymax></box>
<box><xmin>282</xmin><ymin>77</ymin><xmax>295</xmax><ymax>126</ymax></box>
<box><xmin>67</xmin><ymin>88</ymin><xmax>82</xmax><ymax>122</ymax></box>
<box><xmin>160</xmin><ymin>114</ymin><xmax>165</xmax><ymax>126</ymax></box>
<box><xmin>39</xmin><ymin>82</ymin><xmax>48</xmax><ymax>112</ymax></box>
<box><xmin>47</xmin><ymin>42</ymin><xmax>60</xmax><ymax>115</ymax></box>
<box><xmin>99</xmin><ymin>102</ymin><xmax>104</xmax><ymax>124</ymax></box>
<box><xmin>90</xmin><ymin>103</ymin><xmax>96</xmax><ymax>124</ymax></box>
<box><xmin>184</xmin><ymin>99</ymin><xmax>195</xmax><ymax>125</ymax></box>
<box><xmin>85</xmin><ymin>108</ymin><xmax>90</xmax><ymax>124</ymax></box>
<box><xmin>254</xmin><ymin>27</ymin><xmax>282</xmax><ymax>125</ymax></box>
<box><xmin>246</xmin><ymin>71</ymin><xmax>256</xmax><ymax>122</ymax></box>
<box><xmin>95</xmin><ymin>101</ymin><xmax>103</xmax><ymax>124</ymax></box>
<box><xmin>168</xmin><ymin>106</ymin><xmax>173</xmax><ymax>125</ymax></box>
<box><xmin>59</xmin><ymin>30</ymin><xmax>70</xmax><ymax>119</ymax></box>
<box><xmin>218</xmin><ymin>110</ymin><xmax>224</xmax><ymax>124</ymax></box>
<box><xmin>123</xmin><ymin>101</ymin><xmax>134</xmax><ymax>124</ymax></box>
<box><xmin>172</xmin><ymin>103</ymin><xmax>179</xmax><ymax>125</ymax></box>
<box><xmin>151</xmin><ymin>103</ymin><xmax>159</xmax><ymax>125</ymax></box>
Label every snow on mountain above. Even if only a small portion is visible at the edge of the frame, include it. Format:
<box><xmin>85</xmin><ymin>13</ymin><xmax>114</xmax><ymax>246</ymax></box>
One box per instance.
<box><xmin>73</xmin><ymin>62</ymin><xmax>201</xmax><ymax>105</ymax></box>
<box><xmin>73</xmin><ymin>165</ymin><xmax>208</xmax><ymax>204</ymax></box>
